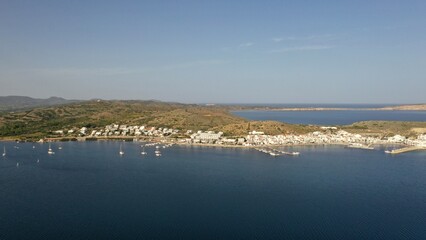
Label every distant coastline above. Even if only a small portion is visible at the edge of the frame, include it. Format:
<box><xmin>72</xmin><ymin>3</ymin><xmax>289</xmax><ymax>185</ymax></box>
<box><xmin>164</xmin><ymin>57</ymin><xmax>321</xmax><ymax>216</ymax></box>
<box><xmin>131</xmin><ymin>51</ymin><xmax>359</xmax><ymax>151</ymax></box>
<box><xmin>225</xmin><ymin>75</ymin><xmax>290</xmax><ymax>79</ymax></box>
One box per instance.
<box><xmin>233</xmin><ymin>104</ymin><xmax>426</xmax><ymax>112</ymax></box>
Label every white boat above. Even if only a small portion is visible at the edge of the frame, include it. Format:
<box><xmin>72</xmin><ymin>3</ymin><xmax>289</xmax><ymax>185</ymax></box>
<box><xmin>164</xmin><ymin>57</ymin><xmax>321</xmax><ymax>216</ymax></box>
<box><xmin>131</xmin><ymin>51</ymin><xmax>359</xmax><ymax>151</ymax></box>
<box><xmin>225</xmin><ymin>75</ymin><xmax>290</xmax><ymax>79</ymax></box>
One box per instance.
<box><xmin>48</xmin><ymin>143</ymin><xmax>55</xmax><ymax>155</ymax></box>
<box><xmin>58</xmin><ymin>146</ymin><xmax>62</xmax><ymax>150</ymax></box>
<box><xmin>346</xmin><ymin>143</ymin><xmax>374</xmax><ymax>150</ymax></box>
<box><xmin>16</xmin><ymin>162</ymin><xmax>19</xmax><ymax>167</ymax></box>
<box><xmin>119</xmin><ymin>144</ymin><xmax>124</xmax><ymax>155</ymax></box>
<box><xmin>2</xmin><ymin>146</ymin><xmax>5</xmax><ymax>157</ymax></box>
<box><xmin>141</xmin><ymin>146</ymin><xmax>147</xmax><ymax>155</ymax></box>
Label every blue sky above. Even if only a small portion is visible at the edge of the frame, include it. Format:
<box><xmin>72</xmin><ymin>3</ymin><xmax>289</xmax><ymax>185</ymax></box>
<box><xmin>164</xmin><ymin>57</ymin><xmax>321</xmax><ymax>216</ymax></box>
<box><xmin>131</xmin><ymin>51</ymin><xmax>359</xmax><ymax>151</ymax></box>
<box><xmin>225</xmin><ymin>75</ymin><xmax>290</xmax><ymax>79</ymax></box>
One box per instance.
<box><xmin>1</xmin><ymin>0</ymin><xmax>425</xmax><ymax>103</ymax></box>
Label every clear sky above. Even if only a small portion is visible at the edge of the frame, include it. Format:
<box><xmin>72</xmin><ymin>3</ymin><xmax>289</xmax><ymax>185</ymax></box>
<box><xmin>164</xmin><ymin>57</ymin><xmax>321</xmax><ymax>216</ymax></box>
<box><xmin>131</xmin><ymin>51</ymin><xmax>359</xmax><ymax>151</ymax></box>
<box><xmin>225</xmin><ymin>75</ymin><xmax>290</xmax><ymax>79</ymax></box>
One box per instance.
<box><xmin>1</xmin><ymin>0</ymin><xmax>425</xmax><ymax>103</ymax></box>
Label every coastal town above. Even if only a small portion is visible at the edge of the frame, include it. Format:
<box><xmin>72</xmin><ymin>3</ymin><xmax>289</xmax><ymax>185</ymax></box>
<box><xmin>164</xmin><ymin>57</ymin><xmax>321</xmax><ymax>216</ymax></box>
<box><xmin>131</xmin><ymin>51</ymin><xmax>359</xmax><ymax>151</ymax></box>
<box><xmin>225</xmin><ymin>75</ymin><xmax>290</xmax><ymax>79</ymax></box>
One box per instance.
<box><xmin>45</xmin><ymin>123</ymin><xmax>426</xmax><ymax>154</ymax></box>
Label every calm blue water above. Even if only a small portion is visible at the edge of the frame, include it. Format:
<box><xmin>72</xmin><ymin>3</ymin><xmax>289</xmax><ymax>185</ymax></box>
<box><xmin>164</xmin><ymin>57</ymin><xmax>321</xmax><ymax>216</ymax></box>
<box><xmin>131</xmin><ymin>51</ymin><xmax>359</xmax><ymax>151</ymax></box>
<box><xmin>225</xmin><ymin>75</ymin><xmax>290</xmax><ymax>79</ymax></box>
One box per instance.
<box><xmin>232</xmin><ymin>110</ymin><xmax>426</xmax><ymax>125</ymax></box>
<box><xmin>1</xmin><ymin>141</ymin><xmax>426</xmax><ymax>239</ymax></box>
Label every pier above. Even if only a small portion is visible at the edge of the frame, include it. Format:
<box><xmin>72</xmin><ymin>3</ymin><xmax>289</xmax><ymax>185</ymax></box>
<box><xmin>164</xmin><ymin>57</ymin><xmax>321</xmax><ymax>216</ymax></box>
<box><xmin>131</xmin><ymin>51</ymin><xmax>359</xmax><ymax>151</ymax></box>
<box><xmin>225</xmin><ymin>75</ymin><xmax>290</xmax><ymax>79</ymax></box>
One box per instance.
<box><xmin>387</xmin><ymin>146</ymin><xmax>426</xmax><ymax>155</ymax></box>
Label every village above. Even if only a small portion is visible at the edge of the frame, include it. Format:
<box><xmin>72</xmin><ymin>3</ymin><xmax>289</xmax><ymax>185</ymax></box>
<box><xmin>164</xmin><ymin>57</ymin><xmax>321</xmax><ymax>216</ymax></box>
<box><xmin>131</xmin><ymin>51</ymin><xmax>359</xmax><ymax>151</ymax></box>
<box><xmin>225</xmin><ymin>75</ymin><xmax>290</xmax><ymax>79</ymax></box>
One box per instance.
<box><xmin>50</xmin><ymin>123</ymin><xmax>426</xmax><ymax>151</ymax></box>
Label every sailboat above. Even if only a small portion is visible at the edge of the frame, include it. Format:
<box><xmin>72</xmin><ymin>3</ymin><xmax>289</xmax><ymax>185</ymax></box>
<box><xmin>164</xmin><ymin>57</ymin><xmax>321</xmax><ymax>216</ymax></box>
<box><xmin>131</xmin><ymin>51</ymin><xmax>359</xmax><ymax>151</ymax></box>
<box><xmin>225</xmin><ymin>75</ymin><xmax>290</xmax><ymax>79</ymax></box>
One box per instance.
<box><xmin>2</xmin><ymin>146</ymin><xmax>6</xmax><ymax>157</ymax></box>
<box><xmin>48</xmin><ymin>143</ymin><xmax>55</xmax><ymax>155</ymax></box>
<box><xmin>141</xmin><ymin>145</ymin><xmax>147</xmax><ymax>155</ymax></box>
<box><xmin>119</xmin><ymin>144</ymin><xmax>124</xmax><ymax>155</ymax></box>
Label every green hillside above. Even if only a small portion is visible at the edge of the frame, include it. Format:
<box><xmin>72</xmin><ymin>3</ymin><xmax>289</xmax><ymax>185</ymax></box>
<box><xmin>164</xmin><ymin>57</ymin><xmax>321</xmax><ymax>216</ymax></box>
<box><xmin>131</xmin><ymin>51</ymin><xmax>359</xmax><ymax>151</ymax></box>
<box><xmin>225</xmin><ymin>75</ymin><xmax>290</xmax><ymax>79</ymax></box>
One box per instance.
<box><xmin>0</xmin><ymin>100</ymin><xmax>247</xmax><ymax>140</ymax></box>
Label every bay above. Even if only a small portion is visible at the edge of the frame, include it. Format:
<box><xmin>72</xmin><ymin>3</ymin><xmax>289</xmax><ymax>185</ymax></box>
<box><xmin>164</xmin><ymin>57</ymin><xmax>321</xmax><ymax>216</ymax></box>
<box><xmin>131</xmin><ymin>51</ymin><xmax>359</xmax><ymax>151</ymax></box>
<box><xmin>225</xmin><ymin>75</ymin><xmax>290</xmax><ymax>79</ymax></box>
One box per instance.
<box><xmin>232</xmin><ymin>110</ymin><xmax>426</xmax><ymax>125</ymax></box>
<box><xmin>1</xmin><ymin>141</ymin><xmax>426</xmax><ymax>239</ymax></box>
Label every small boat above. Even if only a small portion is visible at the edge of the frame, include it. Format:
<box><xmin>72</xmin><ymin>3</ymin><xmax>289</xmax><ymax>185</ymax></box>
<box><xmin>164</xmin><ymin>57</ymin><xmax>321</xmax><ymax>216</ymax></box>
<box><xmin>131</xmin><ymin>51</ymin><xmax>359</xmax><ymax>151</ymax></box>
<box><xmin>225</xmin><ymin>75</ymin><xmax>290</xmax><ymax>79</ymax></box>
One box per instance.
<box><xmin>16</xmin><ymin>162</ymin><xmax>19</xmax><ymax>167</ymax></box>
<box><xmin>32</xmin><ymin>145</ymin><xmax>36</xmax><ymax>149</ymax></box>
<box><xmin>48</xmin><ymin>143</ymin><xmax>55</xmax><ymax>155</ymax></box>
<box><xmin>119</xmin><ymin>144</ymin><xmax>124</xmax><ymax>155</ymax></box>
<box><xmin>37</xmin><ymin>159</ymin><xmax>40</xmax><ymax>163</ymax></box>
<box><xmin>2</xmin><ymin>146</ymin><xmax>5</xmax><ymax>157</ymax></box>
<box><xmin>58</xmin><ymin>146</ymin><xmax>62</xmax><ymax>150</ymax></box>
<box><xmin>141</xmin><ymin>146</ymin><xmax>147</xmax><ymax>155</ymax></box>
<box><xmin>346</xmin><ymin>143</ymin><xmax>374</xmax><ymax>150</ymax></box>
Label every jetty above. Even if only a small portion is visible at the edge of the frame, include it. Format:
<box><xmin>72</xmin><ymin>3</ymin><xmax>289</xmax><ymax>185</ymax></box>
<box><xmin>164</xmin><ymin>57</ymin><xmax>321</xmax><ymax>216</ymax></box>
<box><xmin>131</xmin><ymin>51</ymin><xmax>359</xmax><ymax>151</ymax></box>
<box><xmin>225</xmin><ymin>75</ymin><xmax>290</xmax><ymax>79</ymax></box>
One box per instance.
<box><xmin>386</xmin><ymin>146</ymin><xmax>426</xmax><ymax>155</ymax></box>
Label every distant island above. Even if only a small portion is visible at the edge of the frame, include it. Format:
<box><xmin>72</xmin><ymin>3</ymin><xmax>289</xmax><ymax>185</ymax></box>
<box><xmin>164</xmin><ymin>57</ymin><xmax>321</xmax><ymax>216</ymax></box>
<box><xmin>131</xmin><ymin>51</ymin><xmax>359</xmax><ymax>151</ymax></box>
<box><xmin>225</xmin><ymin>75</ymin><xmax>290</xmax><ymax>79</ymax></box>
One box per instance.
<box><xmin>0</xmin><ymin>98</ymin><xmax>425</xmax><ymax>153</ymax></box>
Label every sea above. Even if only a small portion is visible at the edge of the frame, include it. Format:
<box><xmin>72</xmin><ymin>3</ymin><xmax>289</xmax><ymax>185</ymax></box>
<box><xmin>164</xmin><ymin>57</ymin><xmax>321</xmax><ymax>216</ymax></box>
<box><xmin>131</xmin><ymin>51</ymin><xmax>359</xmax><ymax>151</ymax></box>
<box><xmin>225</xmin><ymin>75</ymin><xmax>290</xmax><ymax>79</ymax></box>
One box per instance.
<box><xmin>1</xmin><ymin>141</ymin><xmax>426</xmax><ymax>239</ymax></box>
<box><xmin>231</xmin><ymin>104</ymin><xmax>426</xmax><ymax>125</ymax></box>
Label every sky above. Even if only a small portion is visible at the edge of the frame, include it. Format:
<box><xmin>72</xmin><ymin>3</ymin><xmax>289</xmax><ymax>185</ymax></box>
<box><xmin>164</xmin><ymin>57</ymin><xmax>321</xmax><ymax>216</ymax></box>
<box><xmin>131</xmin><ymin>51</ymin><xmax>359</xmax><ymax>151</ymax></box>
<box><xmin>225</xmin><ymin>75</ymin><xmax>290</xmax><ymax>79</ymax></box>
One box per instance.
<box><xmin>1</xmin><ymin>0</ymin><xmax>426</xmax><ymax>104</ymax></box>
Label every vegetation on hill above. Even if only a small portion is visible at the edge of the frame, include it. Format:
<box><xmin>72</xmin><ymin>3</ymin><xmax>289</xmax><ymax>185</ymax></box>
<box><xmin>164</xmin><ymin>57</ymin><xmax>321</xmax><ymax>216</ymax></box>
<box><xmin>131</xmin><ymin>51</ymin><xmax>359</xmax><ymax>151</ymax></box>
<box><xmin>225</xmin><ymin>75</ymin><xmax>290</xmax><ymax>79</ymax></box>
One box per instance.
<box><xmin>342</xmin><ymin>121</ymin><xmax>426</xmax><ymax>137</ymax></box>
<box><xmin>0</xmin><ymin>96</ymin><xmax>79</xmax><ymax>111</ymax></box>
<box><xmin>0</xmin><ymin>100</ymin><xmax>249</xmax><ymax>140</ymax></box>
<box><xmin>212</xmin><ymin>121</ymin><xmax>319</xmax><ymax>136</ymax></box>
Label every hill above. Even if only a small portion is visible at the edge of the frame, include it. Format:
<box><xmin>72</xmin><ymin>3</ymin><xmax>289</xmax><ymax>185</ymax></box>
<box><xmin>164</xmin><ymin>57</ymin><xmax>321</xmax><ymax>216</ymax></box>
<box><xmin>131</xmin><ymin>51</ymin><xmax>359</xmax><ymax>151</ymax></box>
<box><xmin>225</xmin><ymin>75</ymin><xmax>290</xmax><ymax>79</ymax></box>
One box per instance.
<box><xmin>0</xmin><ymin>100</ymin><xmax>320</xmax><ymax>140</ymax></box>
<box><xmin>0</xmin><ymin>100</ymin><xmax>244</xmax><ymax>140</ymax></box>
<box><xmin>342</xmin><ymin>121</ymin><xmax>426</xmax><ymax>137</ymax></box>
<box><xmin>0</xmin><ymin>96</ymin><xmax>79</xmax><ymax>111</ymax></box>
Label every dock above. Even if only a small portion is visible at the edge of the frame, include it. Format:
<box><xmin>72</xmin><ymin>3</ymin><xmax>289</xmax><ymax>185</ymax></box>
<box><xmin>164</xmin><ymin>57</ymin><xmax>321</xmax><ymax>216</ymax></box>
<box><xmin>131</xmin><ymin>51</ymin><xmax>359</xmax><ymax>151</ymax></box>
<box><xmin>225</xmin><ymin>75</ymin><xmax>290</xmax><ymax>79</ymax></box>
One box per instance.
<box><xmin>386</xmin><ymin>146</ymin><xmax>426</xmax><ymax>155</ymax></box>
